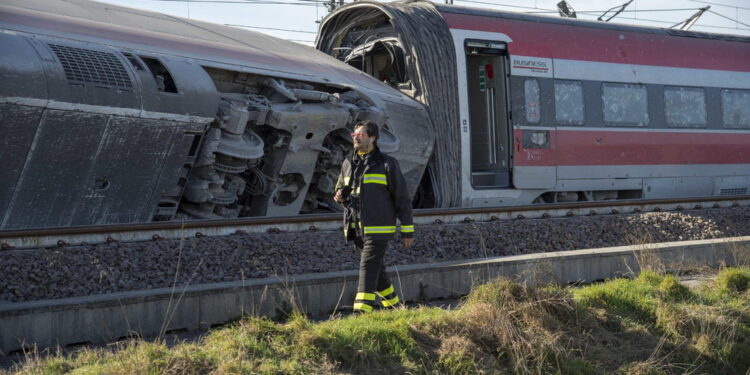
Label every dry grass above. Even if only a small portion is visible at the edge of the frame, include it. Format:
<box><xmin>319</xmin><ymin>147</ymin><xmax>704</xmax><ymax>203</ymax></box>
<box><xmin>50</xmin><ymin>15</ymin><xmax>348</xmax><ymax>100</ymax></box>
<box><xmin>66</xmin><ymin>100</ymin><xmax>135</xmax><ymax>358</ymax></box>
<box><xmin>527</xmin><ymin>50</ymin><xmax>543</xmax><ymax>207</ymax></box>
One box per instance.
<box><xmin>445</xmin><ymin>280</ymin><xmax>577</xmax><ymax>374</ymax></box>
<box><xmin>726</xmin><ymin>242</ymin><xmax>750</xmax><ymax>268</ymax></box>
<box><xmin>4</xmin><ymin>268</ymin><xmax>750</xmax><ymax>375</ymax></box>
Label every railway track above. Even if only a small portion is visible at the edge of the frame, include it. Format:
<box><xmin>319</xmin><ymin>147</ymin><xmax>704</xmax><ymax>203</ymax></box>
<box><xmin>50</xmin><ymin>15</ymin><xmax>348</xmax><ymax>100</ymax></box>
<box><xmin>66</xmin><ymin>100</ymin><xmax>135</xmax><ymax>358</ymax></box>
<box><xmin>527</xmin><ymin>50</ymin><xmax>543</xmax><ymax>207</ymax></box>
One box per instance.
<box><xmin>2</xmin><ymin>195</ymin><xmax>749</xmax><ymax>250</ymax></box>
<box><xmin>2</xmin><ymin>196</ymin><xmax>749</xmax><ymax>355</ymax></box>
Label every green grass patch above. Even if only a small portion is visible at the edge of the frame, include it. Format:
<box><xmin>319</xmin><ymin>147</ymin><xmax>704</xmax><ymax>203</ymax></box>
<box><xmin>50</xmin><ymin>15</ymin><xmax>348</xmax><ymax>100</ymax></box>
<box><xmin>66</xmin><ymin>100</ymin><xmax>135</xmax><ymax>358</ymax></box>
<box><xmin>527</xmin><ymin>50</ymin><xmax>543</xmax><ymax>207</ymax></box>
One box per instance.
<box><xmin>310</xmin><ymin>307</ymin><xmax>447</xmax><ymax>374</ymax></box>
<box><xmin>716</xmin><ymin>267</ymin><xmax>750</xmax><ymax>293</ymax></box>
<box><xmin>5</xmin><ymin>268</ymin><xmax>750</xmax><ymax>375</ymax></box>
<box><xmin>572</xmin><ymin>272</ymin><xmax>663</xmax><ymax>325</ymax></box>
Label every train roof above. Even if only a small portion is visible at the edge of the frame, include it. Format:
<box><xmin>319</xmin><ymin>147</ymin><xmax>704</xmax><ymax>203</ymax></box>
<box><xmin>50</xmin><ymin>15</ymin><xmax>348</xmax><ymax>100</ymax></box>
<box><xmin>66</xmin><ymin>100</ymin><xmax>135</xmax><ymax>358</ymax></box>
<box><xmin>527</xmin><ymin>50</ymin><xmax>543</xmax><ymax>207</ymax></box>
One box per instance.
<box><xmin>0</xmin><ymin>0</ymin><xmax>399</xmax><ymax>96</ymax></box>
<box><xmin>434</xmin><ymin>3</ymin><xmax>750</xmax><ymax>44</ymax></box>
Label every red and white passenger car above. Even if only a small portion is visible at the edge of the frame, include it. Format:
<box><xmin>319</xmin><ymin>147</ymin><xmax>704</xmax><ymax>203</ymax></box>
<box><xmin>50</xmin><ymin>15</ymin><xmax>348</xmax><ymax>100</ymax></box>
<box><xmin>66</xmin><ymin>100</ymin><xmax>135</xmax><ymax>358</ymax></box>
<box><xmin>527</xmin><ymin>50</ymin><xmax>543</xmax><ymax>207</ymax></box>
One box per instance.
<box><xmin>318</xmin><ymin>1</ymin><xmax>750</xmax><ymax>207</ymax></box>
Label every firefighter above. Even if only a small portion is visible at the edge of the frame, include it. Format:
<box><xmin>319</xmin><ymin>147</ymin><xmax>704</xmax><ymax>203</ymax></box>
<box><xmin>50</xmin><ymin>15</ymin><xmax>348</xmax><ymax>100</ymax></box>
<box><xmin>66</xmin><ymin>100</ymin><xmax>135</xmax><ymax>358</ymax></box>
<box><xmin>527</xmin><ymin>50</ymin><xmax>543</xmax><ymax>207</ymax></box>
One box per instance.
<box><xmin>334</xmin><ymin>121</ymin><xmax>414</xmax><ymax>313</ymax></box>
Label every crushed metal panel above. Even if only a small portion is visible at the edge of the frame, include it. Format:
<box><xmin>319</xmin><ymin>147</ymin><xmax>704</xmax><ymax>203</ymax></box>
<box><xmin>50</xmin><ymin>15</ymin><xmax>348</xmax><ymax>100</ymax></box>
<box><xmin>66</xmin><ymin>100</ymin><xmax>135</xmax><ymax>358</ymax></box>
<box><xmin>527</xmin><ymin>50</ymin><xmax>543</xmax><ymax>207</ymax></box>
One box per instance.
<box><xmin>150</xmin><ymin>130</ymin><xmax>201</xmax><ymax>218</ymax></box>
<box><xmin>0</xmin><ymin>105</ymin><xmax>45</xmax><ymax>221</ymax></box>
<box><xmin>69</xmin><ymin>117</ymin><xmax>180</xmax><ymax>225</ymax></box>
<box><xmin>382</xmin><ymin>100</ymin><xmax>434</xmax><ymax>196</ymax></box>
<box><xmin>1</xmin><ymin>110</ymin><xmax>108</xmax><ymax>229</ymax></box>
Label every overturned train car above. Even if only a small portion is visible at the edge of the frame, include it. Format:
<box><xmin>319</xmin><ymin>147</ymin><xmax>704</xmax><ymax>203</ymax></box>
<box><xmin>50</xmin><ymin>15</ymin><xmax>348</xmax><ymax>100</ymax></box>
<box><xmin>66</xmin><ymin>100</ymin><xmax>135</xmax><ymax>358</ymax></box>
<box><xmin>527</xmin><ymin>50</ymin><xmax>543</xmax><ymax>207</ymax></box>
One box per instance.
<box><xmin>0</xmin><ymin>0</ymin><xmax>434</xmax><ymax>229</ymax></box>
<box><xmin>317</xmin><ymin>1</ymin><xmax>750</xmax><ymax>208</ymax></box>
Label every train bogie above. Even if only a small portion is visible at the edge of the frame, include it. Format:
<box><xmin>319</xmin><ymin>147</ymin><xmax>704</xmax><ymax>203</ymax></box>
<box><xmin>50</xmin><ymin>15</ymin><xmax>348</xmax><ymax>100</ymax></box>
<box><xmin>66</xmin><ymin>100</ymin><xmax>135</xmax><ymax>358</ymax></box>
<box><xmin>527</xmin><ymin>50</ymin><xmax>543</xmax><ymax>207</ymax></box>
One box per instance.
<box><xmin>0</xmin><ymin>0</ymin><xmax>433</xmax><ymax>229</ymax></box>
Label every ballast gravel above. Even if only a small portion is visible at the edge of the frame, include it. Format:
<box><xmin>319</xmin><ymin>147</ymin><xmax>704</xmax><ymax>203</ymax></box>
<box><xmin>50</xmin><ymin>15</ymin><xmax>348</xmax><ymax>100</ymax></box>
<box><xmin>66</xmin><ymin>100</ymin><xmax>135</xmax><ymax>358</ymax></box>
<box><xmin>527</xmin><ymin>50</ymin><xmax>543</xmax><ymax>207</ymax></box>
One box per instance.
<box><xmin>1</xmin><ymin>207</ymin><xmax>749</xmax><ymax>303</ymax></box>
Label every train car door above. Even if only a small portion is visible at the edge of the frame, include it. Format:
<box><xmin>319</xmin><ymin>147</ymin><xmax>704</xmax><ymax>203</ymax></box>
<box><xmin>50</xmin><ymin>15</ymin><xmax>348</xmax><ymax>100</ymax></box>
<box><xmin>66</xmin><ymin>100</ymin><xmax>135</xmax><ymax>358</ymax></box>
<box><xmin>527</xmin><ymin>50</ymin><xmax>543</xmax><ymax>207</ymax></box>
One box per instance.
<box><xmin>465</xmin><ymin>40</ymin><xmax>510</xmax><ymax>188</ymax></box>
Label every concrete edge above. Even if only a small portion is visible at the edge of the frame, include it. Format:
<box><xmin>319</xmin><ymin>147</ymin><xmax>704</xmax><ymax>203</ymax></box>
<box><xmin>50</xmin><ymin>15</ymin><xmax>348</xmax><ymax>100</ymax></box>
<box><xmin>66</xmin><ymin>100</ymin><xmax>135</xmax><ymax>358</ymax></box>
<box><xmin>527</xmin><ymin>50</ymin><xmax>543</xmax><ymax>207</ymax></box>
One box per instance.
<box><xmin>1</xmin><ymin>236</ymin><xmax>749</xmax><ymax>354</ymax></box>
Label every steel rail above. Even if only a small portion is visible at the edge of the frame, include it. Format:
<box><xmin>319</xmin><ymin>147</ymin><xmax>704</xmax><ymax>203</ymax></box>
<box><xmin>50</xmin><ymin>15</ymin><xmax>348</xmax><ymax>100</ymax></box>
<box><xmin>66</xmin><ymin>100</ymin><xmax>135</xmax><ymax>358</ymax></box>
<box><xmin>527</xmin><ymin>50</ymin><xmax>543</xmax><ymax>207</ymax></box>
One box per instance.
<box><xmin>1</xmin><ymin>195</ymin><xmax>749</xmax><ymax>249</ymax></box>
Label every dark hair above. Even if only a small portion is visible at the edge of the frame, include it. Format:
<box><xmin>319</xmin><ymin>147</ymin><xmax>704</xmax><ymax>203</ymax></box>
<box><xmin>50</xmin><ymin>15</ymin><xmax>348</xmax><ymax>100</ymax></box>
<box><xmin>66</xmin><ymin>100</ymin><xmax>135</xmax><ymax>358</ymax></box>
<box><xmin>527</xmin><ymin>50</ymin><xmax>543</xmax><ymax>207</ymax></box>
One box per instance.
<box><xmin>354</xmin><ymin>121</ymin><xmax>379</xmax><ymax>145</ymax></box>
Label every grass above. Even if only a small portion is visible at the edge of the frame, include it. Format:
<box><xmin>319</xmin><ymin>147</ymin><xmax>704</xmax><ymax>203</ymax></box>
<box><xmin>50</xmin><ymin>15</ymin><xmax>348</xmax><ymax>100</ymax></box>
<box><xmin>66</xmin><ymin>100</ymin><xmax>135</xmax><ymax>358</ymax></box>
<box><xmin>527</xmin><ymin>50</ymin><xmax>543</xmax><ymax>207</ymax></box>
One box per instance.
<box><xmin>4</xmin><ymin>267</ymin><xmax>750</xmax><ymax>375</ymax></box>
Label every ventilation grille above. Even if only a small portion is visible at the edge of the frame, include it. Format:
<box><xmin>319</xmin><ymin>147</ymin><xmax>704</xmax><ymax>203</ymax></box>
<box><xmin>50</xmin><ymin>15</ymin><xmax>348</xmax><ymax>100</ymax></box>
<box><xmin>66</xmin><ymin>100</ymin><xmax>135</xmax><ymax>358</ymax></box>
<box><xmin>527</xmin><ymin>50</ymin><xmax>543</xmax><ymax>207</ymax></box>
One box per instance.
<box><xmin>48</xmin><ymin>44</ymin><xmax>133</xmax><ymax>89</ymax></box>
<box><xmin>720</xmin><ymin>188</ymin><xmax>747</xmax><ymax>196</ymax></box>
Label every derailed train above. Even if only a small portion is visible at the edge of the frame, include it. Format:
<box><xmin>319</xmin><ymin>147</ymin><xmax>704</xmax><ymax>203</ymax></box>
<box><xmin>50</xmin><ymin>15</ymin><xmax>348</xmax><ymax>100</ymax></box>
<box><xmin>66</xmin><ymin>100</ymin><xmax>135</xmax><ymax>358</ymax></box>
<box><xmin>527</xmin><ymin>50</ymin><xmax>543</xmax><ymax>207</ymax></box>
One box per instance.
<box><xmin>1</xmin><ymin>0</ymin><xmax>749</xmax><ymax>230</ymax></box>
<box><xmin>0</xmin><ymin>0</ymin><xmax>434</xmax><ymax>229</ymax></box>
<box><xmin>318</xmin><ymin>1</ymin><xmax>750</xmax><ymax>208</ymax></box>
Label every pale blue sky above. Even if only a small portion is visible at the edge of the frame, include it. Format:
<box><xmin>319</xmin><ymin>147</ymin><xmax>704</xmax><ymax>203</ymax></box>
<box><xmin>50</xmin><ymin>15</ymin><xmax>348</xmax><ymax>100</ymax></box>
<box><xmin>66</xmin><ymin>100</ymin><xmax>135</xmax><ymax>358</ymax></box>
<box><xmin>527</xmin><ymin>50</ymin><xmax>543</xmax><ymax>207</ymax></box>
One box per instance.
<box><xmin>96</xmin><ymin>0</ymin><xmax>750</xmax><ymax>44</ymax></box>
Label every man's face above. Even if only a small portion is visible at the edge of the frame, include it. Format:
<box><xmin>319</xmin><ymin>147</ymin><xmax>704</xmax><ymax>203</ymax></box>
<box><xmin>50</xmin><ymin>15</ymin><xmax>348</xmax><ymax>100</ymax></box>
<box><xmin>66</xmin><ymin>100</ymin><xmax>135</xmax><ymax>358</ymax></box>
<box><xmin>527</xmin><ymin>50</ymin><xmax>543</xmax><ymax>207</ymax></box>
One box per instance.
<box><xmin>352</xmin><ymin>126</ymin><xmax>375</xmax><ymax>152</ymax></box>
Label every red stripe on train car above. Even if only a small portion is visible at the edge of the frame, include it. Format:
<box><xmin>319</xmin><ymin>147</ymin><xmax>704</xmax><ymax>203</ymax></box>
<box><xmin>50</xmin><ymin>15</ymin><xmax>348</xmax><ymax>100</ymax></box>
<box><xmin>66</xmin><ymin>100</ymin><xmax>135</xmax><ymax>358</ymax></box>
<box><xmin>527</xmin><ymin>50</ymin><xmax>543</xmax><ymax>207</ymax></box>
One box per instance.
<box><xmin>514</xmin><ymin>129</ymin><xmax>750</xmax><ymax>166</ymax></box>
<box><xmin>442</xmin><ymin>13</ymin><xmax>750</xmax><ymax>73</ymax></box>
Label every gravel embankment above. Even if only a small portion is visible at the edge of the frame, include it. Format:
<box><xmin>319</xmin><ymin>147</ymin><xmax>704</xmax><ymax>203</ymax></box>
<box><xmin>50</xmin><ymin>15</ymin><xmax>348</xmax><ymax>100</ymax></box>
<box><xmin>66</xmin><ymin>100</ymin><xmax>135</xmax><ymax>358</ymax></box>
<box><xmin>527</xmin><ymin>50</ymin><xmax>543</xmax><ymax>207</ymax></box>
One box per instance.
<box><xmin>1</xmin><ymin>207</ymin><xmax>749</xmax><ymax>303</ymax></box>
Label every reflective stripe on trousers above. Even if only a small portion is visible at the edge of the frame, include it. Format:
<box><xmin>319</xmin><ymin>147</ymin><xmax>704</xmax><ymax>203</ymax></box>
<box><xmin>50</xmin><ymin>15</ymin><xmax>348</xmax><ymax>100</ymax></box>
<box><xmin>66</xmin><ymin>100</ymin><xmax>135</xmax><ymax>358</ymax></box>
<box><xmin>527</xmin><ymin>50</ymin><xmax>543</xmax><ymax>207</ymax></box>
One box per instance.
<box><xmin>352</xmin><ymin>237</ymin><xmax>400</xmax><ymax>312</ymax></box>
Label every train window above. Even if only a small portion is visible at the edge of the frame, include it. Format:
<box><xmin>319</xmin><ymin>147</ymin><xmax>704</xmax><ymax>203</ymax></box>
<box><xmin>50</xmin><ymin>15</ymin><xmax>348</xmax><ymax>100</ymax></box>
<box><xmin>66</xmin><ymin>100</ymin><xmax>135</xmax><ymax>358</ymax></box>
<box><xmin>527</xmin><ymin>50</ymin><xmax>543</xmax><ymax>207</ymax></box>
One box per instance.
<box><xmin>721</xmin><ymin>89</ymin><xmax>750</xmax><ymax>128</ymax></box>
<box><xmin>602</xmin><ymin>83</ymin><xmax>648</xmax><ymax>126</ymax></box>
<box><xmin>524</xmin><ymin>79</ymin><xmax>541</xmax><ymax>124</ymax></box>
<box><xmin>554</xmin><ymin>80</ymin><xmax>584</xmax><ymax>125</ymax></box>
<box><xmin>664</xmin><ymin>87</ymin><xmax>706</xmax><ymax>128</ymax></box>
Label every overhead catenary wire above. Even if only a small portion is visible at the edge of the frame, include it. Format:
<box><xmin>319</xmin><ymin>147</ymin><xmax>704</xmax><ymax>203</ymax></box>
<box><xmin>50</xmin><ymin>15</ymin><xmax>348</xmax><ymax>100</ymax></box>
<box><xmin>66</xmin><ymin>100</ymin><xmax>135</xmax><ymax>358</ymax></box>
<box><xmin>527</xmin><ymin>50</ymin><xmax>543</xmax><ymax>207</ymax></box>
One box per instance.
<box><xmin>119</xmin><ymin>0</ymin><xmax>750</xmax><ymax>45</ymax></box>
<box><xmin>571</xmin><ymin>9</ymin><xmax>750</xmax><ymax>31</ymax></box>
<box><xmin>707</xmin><ymin>9</ymin><xmax>750</xmax><ymax>28</ymax></box>
<box><xmin>454</xmin><ymin>0</ymin><xmax>555</xmax><ymax>12</ymax></box>
<box><xmin>450</xmin><ymin>0</ymin><xmax>750</xmax><ymax>33</ymax></box>
<box><xmin>571</xmin><ymin>9</ymin><xmax>750</xmax><ymax>32</ymax></box>
<box><xmin>151</xmin><ymin>0</ymin><xmax>323</xmax><ymax>6</ymax></box>
<box><xmin>686</xmin><ymin>0</ymin><xmax>750</xmax><ymax>11</ymax></box>
<box><xmin>134</xmin><ymin>0</ymin><xmax>750</xmax><ymax>40</ymax></box>
<box><xmin>597</xmin><ymin>0</ymin><xmax>634</xmax><ymax>22</ymax></box>
<box><xmin>527</xmin><ymin>8</ymin><xmax>710</xmax><ymax>14</ymax></box>
<box><xmin>671</xmin><ymin>5</ymin><xmax>711</xmax><ymax>29</ymax></box>
<box><xmin>154</xmin><ymin>0</ymin><xmax>329</xmax><ymax>3</ymax></box>
<box><xmin>225</xmin><ymin>24</ymin><xmax>317</xmax><ymax>33</ymax></box>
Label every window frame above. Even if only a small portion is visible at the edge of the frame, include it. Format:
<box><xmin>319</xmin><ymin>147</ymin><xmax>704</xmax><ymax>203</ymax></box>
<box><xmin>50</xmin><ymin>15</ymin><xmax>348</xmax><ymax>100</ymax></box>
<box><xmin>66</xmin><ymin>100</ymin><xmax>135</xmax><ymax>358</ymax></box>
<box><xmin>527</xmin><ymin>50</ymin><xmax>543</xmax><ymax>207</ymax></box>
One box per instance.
<box><xmin>601</xmin><ymin>82</ymin><xmax>649</xmax><ymax>127</ymax></box>
<box><xmin>720</xmin><ymin>88</ymin><xmax>750</xmax><ymax>129</ymax></box>
<box><xmin>554</xmin><ymin>79</ymin><xmax>585</xmax><ymax>126</ymax></box>
<box><xmin>523</xmin><ymin>78</ymin><xmax>541</xmax><ymax>124</ymax></box>
<box><xmin>663</xmin><ymin>86</ymin><xmax>707</xmax><ymax>128</ymax></box>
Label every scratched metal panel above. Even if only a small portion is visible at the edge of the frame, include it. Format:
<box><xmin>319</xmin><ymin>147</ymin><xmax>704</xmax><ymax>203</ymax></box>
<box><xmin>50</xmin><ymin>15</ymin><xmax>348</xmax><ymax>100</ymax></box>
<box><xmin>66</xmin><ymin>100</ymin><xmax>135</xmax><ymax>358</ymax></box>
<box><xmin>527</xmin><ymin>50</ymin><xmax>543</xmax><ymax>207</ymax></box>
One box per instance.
<box><xmin>1</xmin><ymin>110</ymin><xmax>108</xmax><ymax>229</ymax></box>
<box><xmin>38</xmin><ymin>40</ymin><xmax>142</xmax><ymax>110</ymax></box>
<box><xmin>69</xmin><ymin>117</ymin><xmax>179</xmax><ymax>225</ymax></box>
<box><xmin>0</xmin><ymin>34</ymin><xmax>48</xmax><ymax>100</ymax></box>
<box><xmin>148</xmin><ymin>131</ymin><xmax>198</xmax><ymax>215</ymax></box>
<box><xmin>0</xmin><ymin>105</ymin><xmax>45</xmax><ymax>221</ymax></box>
<box><xmin>138</xmin><ymin>57</ymin><xmax>220</xmax><ymax>118</ymax></box>
<box><xmin>383</xmin><ymin>100</ymin><xmax>434</xmax><ymax>196</ymax></box>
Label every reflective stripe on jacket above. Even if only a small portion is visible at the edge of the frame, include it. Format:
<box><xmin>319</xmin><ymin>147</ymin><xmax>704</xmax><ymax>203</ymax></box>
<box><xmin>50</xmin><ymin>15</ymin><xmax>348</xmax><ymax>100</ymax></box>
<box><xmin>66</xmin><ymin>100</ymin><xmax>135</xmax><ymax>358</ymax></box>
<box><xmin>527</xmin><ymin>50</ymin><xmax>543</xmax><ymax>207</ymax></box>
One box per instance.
<box><xmin>335</xmin><ymin>147</ymin><xmax>414</xmax><ymax>241</ymax></box>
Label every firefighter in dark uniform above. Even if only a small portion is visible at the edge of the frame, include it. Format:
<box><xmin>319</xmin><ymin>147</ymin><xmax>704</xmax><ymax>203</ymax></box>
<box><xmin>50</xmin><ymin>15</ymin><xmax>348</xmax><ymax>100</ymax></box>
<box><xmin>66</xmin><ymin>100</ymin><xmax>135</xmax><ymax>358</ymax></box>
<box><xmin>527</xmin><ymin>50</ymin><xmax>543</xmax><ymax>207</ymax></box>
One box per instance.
<box><xmin>334</xmin><ymin>121</ymin><xmax>414</xmax><ymax>313</ymax></box>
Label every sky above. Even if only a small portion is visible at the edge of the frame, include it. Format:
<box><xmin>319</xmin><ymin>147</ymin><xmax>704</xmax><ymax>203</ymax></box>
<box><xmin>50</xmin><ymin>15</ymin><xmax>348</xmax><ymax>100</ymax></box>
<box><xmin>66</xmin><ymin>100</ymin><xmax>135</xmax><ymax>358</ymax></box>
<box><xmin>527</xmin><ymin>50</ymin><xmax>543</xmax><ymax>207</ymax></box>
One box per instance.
<box><xmin>95</xmin><ymin>0</ymin><xmax>750</xmax><ymax>45</ymax></box>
